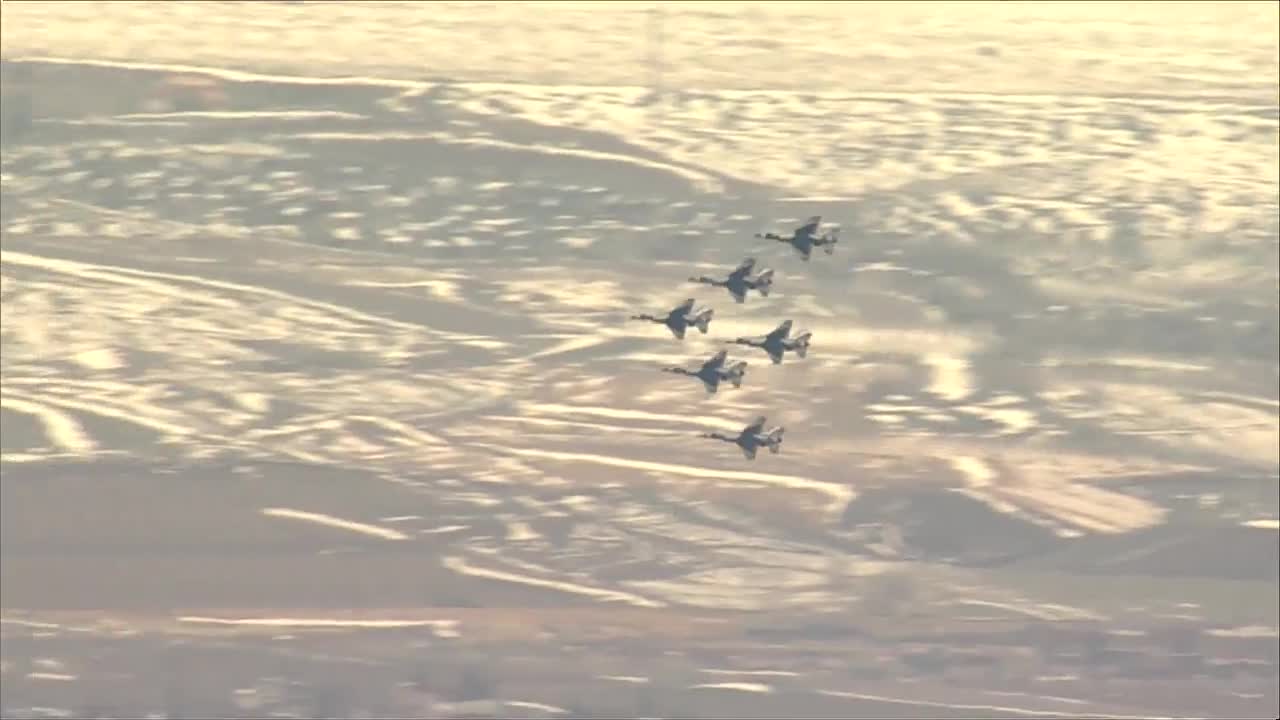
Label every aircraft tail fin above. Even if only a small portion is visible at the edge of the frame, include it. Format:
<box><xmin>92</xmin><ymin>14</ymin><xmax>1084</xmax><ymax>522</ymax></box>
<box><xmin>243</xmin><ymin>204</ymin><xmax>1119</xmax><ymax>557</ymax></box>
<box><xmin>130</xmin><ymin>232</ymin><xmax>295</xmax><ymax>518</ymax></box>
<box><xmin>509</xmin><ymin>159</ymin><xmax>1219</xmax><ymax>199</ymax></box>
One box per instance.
<box><xmin>754</xmin><ymin>269</ymin><xmax>774</xmax><ymax>297</ymax></box>
<box><xmin>793</xmin><ymin>331</ymin><xmax>811</xmax><ymax>358</ymax></box>
<box><xmin>693</xmin><ymin>308</ymin><xmax>714</xmax><ymax>334</ymax></box>
<box><xmin>767</xmin><ymin>426</ymin><xmax>785</xmax><ymax>453</ymax></box>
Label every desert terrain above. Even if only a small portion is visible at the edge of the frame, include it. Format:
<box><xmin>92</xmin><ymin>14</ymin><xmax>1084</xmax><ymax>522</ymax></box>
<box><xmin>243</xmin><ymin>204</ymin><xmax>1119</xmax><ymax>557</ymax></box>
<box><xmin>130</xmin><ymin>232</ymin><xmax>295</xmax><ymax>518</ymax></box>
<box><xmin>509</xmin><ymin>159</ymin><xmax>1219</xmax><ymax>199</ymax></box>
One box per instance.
<box><xmin>1</xmin><ymin>2</ymin><xmax>1277</xmax><ymax>718</ymax></box>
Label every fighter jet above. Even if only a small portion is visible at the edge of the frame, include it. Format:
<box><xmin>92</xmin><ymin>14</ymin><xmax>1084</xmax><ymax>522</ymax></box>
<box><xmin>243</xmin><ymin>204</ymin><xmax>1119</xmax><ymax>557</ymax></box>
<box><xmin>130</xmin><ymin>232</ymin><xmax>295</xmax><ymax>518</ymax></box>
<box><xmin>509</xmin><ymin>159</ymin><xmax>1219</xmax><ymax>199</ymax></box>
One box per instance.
<box><xmin>755</xmin><ymin>216</ymin><xmax>840</xmax><ymax>261</ymax></box>
<box><xmin>688</xmin><ymin>257</ymin><xmax>775</xmax><ymax>304</ymax></box>
<box><xmin>661</xmin><ymin>349</ymin><xmax>748</xmax><ymax>394</ymax></box>
<box><xmin>726</xmin><ymin>319</ymin><xmax>811</xmax><ymax>364</ymax></box>
<box><xmin>630</xmin><ymin>298</ymin><xmax>714</xmax><ymax>339</ymax></box>
<box><xmin>700</xmin><ymin>414</ymin><xmax>785</xmax><ymax>460</ymax></box>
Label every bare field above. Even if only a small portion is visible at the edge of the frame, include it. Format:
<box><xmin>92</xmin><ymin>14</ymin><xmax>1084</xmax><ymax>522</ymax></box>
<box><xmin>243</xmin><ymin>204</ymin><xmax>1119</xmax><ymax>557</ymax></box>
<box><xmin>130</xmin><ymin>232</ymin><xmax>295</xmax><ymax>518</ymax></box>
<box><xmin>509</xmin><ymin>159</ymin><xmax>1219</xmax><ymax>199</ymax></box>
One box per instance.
<box><xmin>2</xmin><ymin>2</ymin><xmax>1278</xmax><ymax>718</ymax></box>
<box><xmin>4</xmin><ymin>1</ymin><xmax>1277</xmax><ymax>99</ymax></box>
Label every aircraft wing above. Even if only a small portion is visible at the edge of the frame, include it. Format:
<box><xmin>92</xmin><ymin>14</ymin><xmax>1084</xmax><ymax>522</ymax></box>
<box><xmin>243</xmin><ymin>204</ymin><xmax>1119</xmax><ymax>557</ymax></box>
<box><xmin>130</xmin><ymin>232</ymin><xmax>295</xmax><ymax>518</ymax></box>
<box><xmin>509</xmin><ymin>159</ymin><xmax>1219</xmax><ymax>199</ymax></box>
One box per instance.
<box><xmin>765</xmin><ymin>319</ymin><xmax>793</xmax><ymax>342</ymax></box>
<box><xmin>729</xmin><ymin>285</ymin><xmax>747</xmax><ymax>304</ymax></box>
<box><xmin>740</xmin><ymin>444</ymin><xmax>758</xmax><ymax>460</ymax></box>
<box><xmin>742</xmin><ymin>415</ymin><xmax>767</xmax><ymax>436</ymax></box>
<box><xmin>671</xmin><ymin>297</ymin><xmax>697</xmax><ymax>316</ymax></box>
<box><xmin>766</xmin><ymin>345</ymin><xmax>785</xmax><ymax>364</ymax></box>
<box><xmin>796</xmin><ymin>215</ymin><xmax>822</xmax><ymax>236</ymax></box>
<box><xmin>701</xmin><ymin>349</ymin><xmax>728</xmax><ymax>371</ymax></box>
<box><xmin>728</xmin><ymin>257</ymin><xmax>756</xmax><ymax>281</ymax></box>
<box><xmin>701</xmin><ymin>376</ymin><xmax>720</xmax><ymax>395</ymax></box>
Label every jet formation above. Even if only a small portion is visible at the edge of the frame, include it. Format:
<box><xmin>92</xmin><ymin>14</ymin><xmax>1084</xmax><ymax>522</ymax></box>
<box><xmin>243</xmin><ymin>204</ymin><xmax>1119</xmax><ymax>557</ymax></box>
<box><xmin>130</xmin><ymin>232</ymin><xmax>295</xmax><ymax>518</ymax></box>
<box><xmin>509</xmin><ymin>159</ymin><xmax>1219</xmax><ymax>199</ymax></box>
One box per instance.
<box><xmin>628</xmin><ymin>214</ymin><xmax>840</xmax><ymax>459</ymax></box>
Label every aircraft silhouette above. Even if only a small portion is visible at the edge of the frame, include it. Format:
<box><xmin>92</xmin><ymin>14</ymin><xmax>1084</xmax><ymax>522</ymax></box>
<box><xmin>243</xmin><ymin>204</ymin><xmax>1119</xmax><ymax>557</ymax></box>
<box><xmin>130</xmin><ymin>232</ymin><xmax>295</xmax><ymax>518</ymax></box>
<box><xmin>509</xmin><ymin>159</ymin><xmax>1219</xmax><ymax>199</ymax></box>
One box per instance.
<box><xmin>726</xmin><ymin>319</ymin><xmax>811</xmax><ymax>365</ymax></box>
<box><xmin>688</xmin><ymin>257</ymin><xmax>775</xmax><ymax>304</ymax></box>
<box><xmin>700</xmin><ymin>414</ymin><xmax>785</xmax><ymax>460</ymax></box>
<box><xmin>630</xmin><ymin>298</ymin><xmax>714</xmax><ymax>339</ymax></box>
<box><xmin>756</xmin><ymin>216</ymin><xmax>840</xmax><ymax>261</ymax></box>
<box><xmin>662</xmin><ymin>349</ymin><xmax>748</xmax><ymax>394</ymax></box>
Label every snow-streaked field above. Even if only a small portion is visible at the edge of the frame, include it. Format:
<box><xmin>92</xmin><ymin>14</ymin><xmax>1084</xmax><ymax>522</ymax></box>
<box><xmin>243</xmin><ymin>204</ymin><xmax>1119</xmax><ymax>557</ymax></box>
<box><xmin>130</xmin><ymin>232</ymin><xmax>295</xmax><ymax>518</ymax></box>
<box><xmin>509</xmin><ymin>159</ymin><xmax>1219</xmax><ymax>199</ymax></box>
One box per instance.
<box><xmin>3</xmin><ymin>1</ymin><xmax>1277</xmax><ymax>99</ymax></box>
<box><xmin>1</xmin><ymin>2</ymin><xmax>1277</xmax><ymax>718</ymax></box>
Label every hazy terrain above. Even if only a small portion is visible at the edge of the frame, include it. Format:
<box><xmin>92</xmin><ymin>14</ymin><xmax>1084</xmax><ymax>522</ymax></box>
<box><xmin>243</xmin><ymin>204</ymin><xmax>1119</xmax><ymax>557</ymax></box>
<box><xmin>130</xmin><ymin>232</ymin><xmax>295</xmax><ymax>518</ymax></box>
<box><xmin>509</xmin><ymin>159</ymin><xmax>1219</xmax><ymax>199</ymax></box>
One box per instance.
<box><xmin>2</xmin><ymin>2</ymin><xmax>1278</xmax><ymax>718</ymax></box>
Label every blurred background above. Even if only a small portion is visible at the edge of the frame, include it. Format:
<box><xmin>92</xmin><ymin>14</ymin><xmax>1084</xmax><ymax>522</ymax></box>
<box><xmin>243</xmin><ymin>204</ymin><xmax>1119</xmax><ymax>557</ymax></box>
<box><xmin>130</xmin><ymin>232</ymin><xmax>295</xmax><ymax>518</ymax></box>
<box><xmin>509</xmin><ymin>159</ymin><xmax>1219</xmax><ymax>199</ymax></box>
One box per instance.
<box><xmin>2</xmin><ymin>2</ymin><xmax>1278</xmax><ymax>719</ymax></box>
